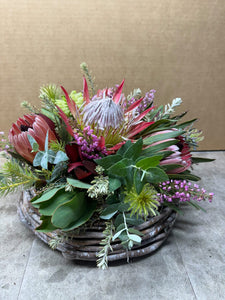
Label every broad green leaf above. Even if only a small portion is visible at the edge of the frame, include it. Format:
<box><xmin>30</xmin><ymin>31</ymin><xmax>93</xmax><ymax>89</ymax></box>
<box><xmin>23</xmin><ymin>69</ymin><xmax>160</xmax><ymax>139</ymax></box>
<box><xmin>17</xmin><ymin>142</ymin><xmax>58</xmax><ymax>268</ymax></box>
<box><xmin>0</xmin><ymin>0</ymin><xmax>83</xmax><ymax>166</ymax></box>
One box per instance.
<box><xmin>54</xmin><ymin>150</ymin><xmax>68</xmax><ymax>164</ymax></box>
<box><xmin>32</xmin><ymin>186</ymin><xmax>65</xmax><ymax>203</ymax></box>
<box><xmin>143</xmin><ymin>130</ymin><xmax>184</xmax><ymax>146</ymax></box>
<box><xmin>100</xmin><ymin>203</ymin><xmax>120</xmax><ymax>220</ymax></box>
<box><xmin>62</xmin><ymin>200</ymin><xmax>97</xmax><ymax>231</ymax></box>
<box><xmin>191</xmin><ymin>157</ymin><xmax>215</xmax><ymax>164</ymax></box>
<box><xmin>67</xmin><ymin>177</ymin><xmax>91</xmax><ymax>189</ymax></box>
<box><xmin>36</xmin><ymin>216</ymin><xmax>58</xmax><ymax>232</ymax></box>
<box><xmin>135</xmin><ymin>155</ymin><xmax>162</xmax><ymax>170</ymax></box>
<box><xmin>168</xmin><ymin>173</ymin><xmax>200</xmax><ymax>181</ymax></box>
<box><xmin>38</xmin><ymin>191</ymin><xmax>76</xmax><ymax>216</ymax></box>
<box><xmin>141</xmin><ymin>119</ymin><xmax>174</xmax><ymax>135</ymax></box>
<box><xmin>108</xmin><ymin>177</ymin><xmax>121</xmax><ymax>192</ymax></box>
<box><xmin>95</xmin><ymin>154</ymin><xmax>122</xmax><ymax>170</ymax></box>
<box><xmin>108</xmin><ymin>158</ymin><xmax>132</xmax><ymax>177</ymax></box>
<box><xmin>118</xmin><ymin>202</ymin><xmax>130</xmax><ymax>212</ymax></box>
<box><xmin>146</xmin><ymin>167</ymin><xmax>169</xmax><ymax>183</ymax></box>
<box><xmin>134</xmin><ymin>169</ymin><xmax>145</xmax><ymax>194</ymax></box>
<box><xmin>51</xmin><ymin>192</ymin><xmax>87</xmax><ymax>228</ymax></box>
<box><xmin>123</xmin><ymin>138</ymin><xmax>143</xmax><ymax>160</ymax></box>
<box><xmin>117</xmin><ymin>140</ymin><xmax>132</xmax><ymax>156</ymax></box>
<box><xmin>160</xmin><ymin>164</ymin><xmax>184</xmax><ymax>171</ymax></box>
<box><xmin>175</xmin><ymin>118</ymin><xmax>197</xmax><ymax>129</ymax></box>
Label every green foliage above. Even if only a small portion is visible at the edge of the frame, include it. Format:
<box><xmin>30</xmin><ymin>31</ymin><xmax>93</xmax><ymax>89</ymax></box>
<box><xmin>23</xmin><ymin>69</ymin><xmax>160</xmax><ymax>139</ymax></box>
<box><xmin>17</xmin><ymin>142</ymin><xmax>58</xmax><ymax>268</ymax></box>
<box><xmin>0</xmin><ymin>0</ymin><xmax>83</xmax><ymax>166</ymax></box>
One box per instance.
<box><xmin>39</xmin><ymin>84</ymin><xmax>61</xmax><ymax>102</ymax></box>
<box><xmin>96</xmin><ymin>221</ymin><xmax>115</xmax><ymax>269</ymax></box>
<box><xmin>0</xmin><ymin>159</ymin><xmax>42</xmax><ymax>196</ymax></box>
<box><xmin>33</xmin><ymin>187</ymin><xmax>97</xmax><ymax>232</ymax></box>
<box><xmin>191</xmin><ymin>157</ymin><xmax>215</xmax><ymax>164</ymax></box>
<box><xmin>127</xmin><ymin>88</ymin><xmax>142</xmax><ymax>101</ymax></box>
<box><xmin>21</xmin><ymin>101</ymin><xmax>39</xmax><ymax>114</ymax></box>
<box><xmin>112</xmin><ymin>212</ymin><xmax>143</xmax><ymax>250</ymax></box>
<box><xmin>30</xmin><ymin>131</ymin><xmax>69</xmax><ymax>170</ymax></box>
<box><xmin>80</xmin><ymin>62</ymin><xmax>96</xmax><ymax>97</ymax></box>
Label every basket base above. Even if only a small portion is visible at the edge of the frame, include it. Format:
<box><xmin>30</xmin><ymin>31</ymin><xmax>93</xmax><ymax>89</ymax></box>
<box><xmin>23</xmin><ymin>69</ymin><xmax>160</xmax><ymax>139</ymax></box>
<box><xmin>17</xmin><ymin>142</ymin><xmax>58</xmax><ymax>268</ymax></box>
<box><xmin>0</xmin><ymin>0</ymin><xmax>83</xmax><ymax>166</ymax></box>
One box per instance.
<box><xmin>18</xmin><ymin>190</ymin><xmax>177</xmax><ymax>263</ymax></box>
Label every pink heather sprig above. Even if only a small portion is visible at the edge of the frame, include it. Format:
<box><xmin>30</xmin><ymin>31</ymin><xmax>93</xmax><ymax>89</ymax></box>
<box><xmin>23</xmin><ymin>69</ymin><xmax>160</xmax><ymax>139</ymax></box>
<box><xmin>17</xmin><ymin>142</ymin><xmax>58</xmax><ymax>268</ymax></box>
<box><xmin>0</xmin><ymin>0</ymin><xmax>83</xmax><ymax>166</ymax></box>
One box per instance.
<box><xmin>157</xmin><ymin>179</ymin><xmax>214</xmax><ymax>203</ymax></box>
<box><xmin>74</xmin><ymin>126</ymin><xmax>108</xmax><ymax>160</ymax></box>
<box><xmin>127</xmin><ymin>89</ymin><xmax>156</xmax><ymax>114</ymax></box>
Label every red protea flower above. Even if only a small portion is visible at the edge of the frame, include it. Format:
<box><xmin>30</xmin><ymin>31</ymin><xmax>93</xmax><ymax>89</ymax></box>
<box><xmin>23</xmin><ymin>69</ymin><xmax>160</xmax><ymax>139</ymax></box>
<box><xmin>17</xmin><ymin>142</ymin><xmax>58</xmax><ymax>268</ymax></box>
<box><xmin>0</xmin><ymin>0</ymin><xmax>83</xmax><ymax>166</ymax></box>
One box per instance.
<box><xmin>148</xmin><ymin>130</ymin><xmax>192</xmax><ymax>173</ymax></box>
<box><xmin>8</xmin><ymin>114</ymin><xmax>57</xmax><ymax>163</ymax></box>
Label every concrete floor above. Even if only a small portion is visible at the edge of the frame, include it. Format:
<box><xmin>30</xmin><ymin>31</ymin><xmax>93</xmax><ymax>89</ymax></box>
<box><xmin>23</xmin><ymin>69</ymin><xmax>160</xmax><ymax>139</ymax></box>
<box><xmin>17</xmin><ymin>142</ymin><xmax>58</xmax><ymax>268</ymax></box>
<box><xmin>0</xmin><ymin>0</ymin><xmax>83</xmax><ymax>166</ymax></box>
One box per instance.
<box><xmin>0</xmin><ymin>152</ymin><xmax>224</xmax><ymax>300</ymax></box>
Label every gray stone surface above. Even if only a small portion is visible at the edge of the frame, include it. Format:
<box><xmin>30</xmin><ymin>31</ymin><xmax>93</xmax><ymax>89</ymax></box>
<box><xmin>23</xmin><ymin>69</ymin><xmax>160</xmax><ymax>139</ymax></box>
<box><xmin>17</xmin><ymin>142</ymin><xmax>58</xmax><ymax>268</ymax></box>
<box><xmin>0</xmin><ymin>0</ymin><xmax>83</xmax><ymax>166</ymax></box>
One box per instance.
<box><xmin>0</xmin><ymin>152</ymin><xmax>224</xmax><ymax>300</ymax></box>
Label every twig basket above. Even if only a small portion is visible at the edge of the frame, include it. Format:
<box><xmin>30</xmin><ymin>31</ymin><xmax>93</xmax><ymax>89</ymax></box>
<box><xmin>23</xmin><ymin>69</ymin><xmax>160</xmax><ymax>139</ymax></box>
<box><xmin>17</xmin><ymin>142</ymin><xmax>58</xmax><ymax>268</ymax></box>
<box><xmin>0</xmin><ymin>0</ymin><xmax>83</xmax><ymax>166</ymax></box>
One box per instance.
<box><xmin>18</xmin><ymin>190</ymin><xmax>177</xmax><ymax>263</ymax></box>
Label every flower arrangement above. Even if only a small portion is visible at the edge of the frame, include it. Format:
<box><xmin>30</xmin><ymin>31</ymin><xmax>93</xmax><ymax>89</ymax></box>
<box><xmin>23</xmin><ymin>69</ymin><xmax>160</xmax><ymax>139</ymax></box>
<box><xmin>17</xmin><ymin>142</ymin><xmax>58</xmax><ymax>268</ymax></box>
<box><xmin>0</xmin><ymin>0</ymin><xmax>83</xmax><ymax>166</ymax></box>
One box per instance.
<box><xmin>0</xmin><ymin>63</ymin><xmax>214</xmax><ymax>269</ymax></box>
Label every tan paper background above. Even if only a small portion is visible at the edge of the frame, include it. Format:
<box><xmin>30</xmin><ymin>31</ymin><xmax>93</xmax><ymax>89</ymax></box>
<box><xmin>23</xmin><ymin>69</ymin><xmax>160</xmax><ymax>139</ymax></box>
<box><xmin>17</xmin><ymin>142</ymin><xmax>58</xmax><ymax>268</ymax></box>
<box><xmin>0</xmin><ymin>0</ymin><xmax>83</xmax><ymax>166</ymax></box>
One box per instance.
<box><xmin>0</xmin><ymin>0</ymin><xmax>225</xmax><ymax>150</ymax></box>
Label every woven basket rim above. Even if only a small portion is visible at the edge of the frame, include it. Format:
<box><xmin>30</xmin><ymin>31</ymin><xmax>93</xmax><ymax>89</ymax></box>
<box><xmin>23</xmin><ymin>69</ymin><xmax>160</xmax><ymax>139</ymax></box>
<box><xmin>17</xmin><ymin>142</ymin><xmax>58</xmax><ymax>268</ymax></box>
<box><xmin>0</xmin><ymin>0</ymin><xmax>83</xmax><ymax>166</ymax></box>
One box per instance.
<box><xmin>18</xmin><ymin>190</ymin><xmax>177</xmax><ymax>263</ymax></box>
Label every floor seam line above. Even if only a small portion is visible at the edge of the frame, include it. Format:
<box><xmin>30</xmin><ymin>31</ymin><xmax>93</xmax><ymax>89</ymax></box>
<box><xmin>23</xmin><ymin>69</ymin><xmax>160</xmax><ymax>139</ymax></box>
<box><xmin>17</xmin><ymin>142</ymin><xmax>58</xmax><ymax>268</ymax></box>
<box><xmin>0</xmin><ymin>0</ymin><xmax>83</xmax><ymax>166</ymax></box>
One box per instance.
<box><xmin>173</xmin><ymin>234</ymin><xmax>198</xmax><ymax>300</ymax></box>
<box><xmin>17</xmin><ymin>237</ymin><xmax>36</xmax><ymax>300</ymax></box>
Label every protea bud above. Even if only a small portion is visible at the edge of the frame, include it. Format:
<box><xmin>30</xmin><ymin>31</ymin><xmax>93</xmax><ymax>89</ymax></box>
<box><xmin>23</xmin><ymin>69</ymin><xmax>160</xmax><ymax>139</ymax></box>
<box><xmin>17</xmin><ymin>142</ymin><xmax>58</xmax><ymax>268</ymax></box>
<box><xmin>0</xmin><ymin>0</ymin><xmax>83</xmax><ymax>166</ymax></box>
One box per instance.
<box><xmin>8</xmin><ymin>114</ymin><xmax>57</xmax><ymax>163</ymax></box>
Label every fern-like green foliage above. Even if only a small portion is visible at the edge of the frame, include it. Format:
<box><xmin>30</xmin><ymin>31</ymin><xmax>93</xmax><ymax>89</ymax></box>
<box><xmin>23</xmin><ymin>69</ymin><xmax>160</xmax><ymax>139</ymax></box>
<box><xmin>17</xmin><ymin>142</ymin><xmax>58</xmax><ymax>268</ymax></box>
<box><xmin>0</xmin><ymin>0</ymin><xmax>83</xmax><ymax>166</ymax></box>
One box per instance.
<box><xmin>0</xmin><ymin>159</ymin><xmax>42</xmax><ymax>196</ymax></box>
<box><xmin>39</xmin><ymin>84</ymin><xmax>61</xmax><ymax>102</ymax></box>
<box><xmin>20</xmin><ymin>101</ymin><xmax>39</xmax><ymax>114</ymax></box>
<box><xmin>49</xmin><ymin>140</ymin><xmax>66</xmax><ymax>152</ymax></box>
<box><xmin>96</xmin><ymin>220</ymin><xmax>114</xmax><ymax>269</ymax></box>
<box><xmin>80</xmin><ymin>62</ymin><xmax>96</xmax><ymax>97</ymax></box>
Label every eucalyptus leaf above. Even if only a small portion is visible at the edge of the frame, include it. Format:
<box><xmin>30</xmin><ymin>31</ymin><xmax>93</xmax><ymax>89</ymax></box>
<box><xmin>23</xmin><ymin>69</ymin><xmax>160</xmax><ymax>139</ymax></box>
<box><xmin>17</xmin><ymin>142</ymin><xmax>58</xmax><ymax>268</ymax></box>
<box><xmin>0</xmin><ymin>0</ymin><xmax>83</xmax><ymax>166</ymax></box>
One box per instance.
<box><xmin>27</xmin><ymin>134</ymin><xmax>39</xmax><ymax>152</ymax></box>
<box><xmin>33</xmin><ymin>151</ymin><xmax>44</xmax><ymax>167</ymax></box>
<box><xmin>67</xmin><ymin>177</ymin><xmax>91</xmax><ymax>189</ymax></box>
<box><xmin>128</xmin><ymin>234</ymin><xmax>142</xmax><ymax>243</ymax></box>
<box><xmin>41</xmin><ymin>152</ymin><xmax>48</xmax><ymax>169</ymax></box>
<box><xmin>54</xmin><ymin>151</ymin><xmax>69</xmax><ymax>164</ymax></box>
<box><xmin>112</xmin><ymin>229</ymin><xmax>125</xmax><ymax>241</ymax></box>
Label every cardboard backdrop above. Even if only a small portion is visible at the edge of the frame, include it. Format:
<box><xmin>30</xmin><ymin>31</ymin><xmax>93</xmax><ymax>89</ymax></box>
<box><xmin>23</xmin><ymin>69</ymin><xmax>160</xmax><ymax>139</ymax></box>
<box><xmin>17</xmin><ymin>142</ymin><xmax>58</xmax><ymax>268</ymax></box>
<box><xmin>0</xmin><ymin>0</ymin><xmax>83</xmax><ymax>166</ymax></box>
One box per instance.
<box><xmin>0</xmin><ymin>0</ymin><xmax>225</xmax><ymax>150</ymax></box>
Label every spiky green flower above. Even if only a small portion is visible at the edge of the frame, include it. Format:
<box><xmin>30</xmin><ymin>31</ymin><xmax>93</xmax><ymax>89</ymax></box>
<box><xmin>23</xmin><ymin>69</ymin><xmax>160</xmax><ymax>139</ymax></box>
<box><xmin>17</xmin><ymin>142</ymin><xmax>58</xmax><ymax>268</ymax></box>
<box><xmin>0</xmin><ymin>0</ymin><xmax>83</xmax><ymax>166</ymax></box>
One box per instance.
<box><xmin>124</xmin><ymin>184</ymin><xmax>160</xmax><ymax>218</ymax></box>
